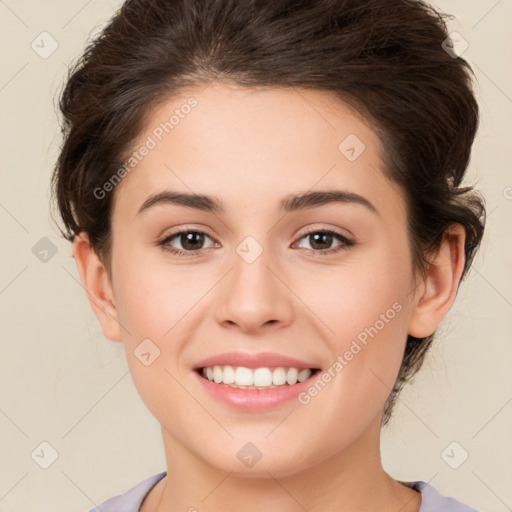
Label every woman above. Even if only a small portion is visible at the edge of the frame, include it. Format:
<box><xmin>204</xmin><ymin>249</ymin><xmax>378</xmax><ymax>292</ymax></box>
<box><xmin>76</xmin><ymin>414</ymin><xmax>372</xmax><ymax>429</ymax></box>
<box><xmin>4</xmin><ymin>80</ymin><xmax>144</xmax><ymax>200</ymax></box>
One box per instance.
<box><xmin>52</xmin><ymin>0</ymin><xmax>485</xmax><ymax>510</ymax></box>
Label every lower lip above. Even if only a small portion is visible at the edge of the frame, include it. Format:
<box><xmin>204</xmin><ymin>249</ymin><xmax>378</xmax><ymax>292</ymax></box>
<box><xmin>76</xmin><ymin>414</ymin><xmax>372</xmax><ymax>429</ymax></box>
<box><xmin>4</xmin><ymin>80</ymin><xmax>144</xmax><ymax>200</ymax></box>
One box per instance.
<box><xmin>193</xmin><ymin>370</ymin><xmax>319</xmax><ymax>411</ymax></box>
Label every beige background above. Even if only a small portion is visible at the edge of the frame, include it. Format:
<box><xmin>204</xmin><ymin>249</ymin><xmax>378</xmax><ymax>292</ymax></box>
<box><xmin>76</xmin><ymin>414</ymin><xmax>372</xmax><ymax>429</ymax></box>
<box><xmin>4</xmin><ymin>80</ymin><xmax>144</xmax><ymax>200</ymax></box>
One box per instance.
<box><xmin>0</xmin><ymin>0</ymin><xmax>511</xmax><ymax>510</ymax></box>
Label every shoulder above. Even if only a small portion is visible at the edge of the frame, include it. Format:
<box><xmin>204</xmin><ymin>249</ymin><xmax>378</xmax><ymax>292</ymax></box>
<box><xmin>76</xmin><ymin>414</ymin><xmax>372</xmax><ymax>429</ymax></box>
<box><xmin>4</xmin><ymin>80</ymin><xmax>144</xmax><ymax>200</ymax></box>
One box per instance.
<box><xmin>87</xmin><ymin>471</ymin><xmax>167</xmax><ymax>512</ymax></box>
<box><xmin>401</xmin><ymin>480</ymin><xmax>479</xmax><ymax>512</ymax></box>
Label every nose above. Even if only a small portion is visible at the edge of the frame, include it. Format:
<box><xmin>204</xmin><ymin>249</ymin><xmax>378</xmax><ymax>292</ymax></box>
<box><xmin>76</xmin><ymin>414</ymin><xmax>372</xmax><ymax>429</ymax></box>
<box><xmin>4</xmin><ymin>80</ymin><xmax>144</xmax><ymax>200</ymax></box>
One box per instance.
<box><xmin>215</xmin><ymin>241</ymin><xmax>294</xmax><ymax>334</ymax></box>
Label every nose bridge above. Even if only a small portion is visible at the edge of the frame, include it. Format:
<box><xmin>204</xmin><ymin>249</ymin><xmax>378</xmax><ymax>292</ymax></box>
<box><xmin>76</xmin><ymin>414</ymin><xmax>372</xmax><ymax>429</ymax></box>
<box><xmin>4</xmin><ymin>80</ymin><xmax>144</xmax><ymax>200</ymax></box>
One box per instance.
<box><xmin>234</xmin><ymin>235</ymin><xmax>275</xmax><ymax>290</ymax></box>
<box><xmin>214</xmin><ymin>233</ymin><xmax>293</xmax><ymax>332</ymax></box>
<box><xmin>230</xmin><ymin>233</ymin><xmax>279</xmax><ymax>303</ymax></box>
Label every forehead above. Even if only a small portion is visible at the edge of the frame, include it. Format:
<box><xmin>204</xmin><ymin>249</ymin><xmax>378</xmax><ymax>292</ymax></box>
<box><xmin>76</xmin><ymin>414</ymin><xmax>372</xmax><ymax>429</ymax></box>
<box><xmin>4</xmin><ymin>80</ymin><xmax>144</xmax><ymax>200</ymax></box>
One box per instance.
<box><xmin>112</xmin><ymin>81</ymin><xmax>404</xmax><ymax>221</ymax></box>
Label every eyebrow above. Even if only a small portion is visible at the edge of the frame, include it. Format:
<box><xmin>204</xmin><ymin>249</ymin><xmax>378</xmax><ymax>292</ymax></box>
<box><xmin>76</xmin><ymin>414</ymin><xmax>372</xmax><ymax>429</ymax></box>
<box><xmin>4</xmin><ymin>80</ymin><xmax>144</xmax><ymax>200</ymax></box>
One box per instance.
<box><xmin>136</xmin><ymin>189</ymin><xmax>378</xmax><ymax>216</ymax></box>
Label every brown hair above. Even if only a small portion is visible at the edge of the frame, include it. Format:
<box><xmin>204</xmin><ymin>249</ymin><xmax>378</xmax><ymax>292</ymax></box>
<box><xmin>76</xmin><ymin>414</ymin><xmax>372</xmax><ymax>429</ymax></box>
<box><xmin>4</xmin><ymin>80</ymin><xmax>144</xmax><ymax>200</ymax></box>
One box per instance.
<box><xmin>52</xmin><ymin>0</ymin><xmax>486</xmax><ymax>425</ymax></box>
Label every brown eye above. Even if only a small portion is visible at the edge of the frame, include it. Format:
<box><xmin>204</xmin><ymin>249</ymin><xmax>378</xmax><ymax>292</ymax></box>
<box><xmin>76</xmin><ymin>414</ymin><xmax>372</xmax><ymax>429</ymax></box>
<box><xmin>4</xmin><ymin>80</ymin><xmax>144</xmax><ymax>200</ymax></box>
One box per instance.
<box><xmin>306</xmin><ymin>232</ymin><xmax>335</xmax><ymax>250</ymax></box>
<box><xmin>295</xmin><ymin>230</ymin><xmax>355</xmax><ymax>255</ymax></box>
<box><xmin>177</xmin><ymin>232</ymin><xmax>206</xmax><ymax>250</ymax></box>
<box><xmin>159</xmin><ymin>230</ymin><xmax>216</xmax><ymax>256</ymax></box>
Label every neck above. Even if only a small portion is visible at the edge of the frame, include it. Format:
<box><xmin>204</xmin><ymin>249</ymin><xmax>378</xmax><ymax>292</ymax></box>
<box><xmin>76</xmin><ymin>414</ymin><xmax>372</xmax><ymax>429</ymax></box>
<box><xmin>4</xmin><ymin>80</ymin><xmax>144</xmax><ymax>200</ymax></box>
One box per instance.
<box><xmin>146</xmin><ymin>414</ymin><xmax>421</xmax><ymax>512</ymax></box>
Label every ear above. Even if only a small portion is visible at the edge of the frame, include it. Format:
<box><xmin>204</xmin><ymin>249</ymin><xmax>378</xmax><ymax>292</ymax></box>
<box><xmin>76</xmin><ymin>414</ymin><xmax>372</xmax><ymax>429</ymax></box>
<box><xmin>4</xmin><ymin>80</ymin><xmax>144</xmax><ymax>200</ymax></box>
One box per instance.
<box><xmin>408</xmin><ymin>224</ymin><xmax>466</xmax><ymax>338</ymax></box>
<box><xmin>72</xmin><ymin>232</ymin><xmax>122</xmax><ymax>342</ymax></box>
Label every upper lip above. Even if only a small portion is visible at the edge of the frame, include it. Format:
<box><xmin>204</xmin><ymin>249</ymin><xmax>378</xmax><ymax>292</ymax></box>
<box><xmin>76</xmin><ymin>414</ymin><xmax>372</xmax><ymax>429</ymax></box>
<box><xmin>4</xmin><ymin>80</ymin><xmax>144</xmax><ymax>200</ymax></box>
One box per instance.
<box><xmin>193</xmin><ymin>352</ymin><xmax>321</xmax><ymax>370</ymax></box>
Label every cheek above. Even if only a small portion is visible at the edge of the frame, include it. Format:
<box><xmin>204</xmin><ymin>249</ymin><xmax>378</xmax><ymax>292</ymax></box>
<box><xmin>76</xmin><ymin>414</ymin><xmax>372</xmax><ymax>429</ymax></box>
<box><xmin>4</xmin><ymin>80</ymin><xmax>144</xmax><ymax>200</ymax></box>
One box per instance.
<box><xmin>112</xmin><ymin>248</ymin><xmax>208</xmax><ymax>340</ymax></box>
<box><xmin>307</xmin><ymin>246</ymin><xmax>412</xmax><ymax>346</ymax></box>
<box><xmin>305</xmin><ymin>246</ymin><xmax>413</xmax><ymax>406</ymax></box>
<box><xmin>112</xmin><ymin>260</ymin><xmax>203</xmax><ymax>421</ymax></box>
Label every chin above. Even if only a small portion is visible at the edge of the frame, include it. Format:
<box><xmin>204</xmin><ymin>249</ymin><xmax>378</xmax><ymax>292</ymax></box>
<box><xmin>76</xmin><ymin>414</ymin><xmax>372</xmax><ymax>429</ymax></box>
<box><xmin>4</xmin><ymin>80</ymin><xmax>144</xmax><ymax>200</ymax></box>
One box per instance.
<box><xmin>202</xmin><ymin>445</ymin><xmax>313</xmax><ymax>478</ymax></box>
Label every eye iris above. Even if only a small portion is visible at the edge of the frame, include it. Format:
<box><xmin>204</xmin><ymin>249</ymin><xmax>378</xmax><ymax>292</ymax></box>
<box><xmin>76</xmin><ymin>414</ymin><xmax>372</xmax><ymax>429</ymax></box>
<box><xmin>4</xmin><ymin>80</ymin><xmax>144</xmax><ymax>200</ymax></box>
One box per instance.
<box><xmin>181</xmin><ymin>232</ymin><xmax>204</xmax><ymax>250</ymax></box>
<box><xmin>310</xmin><ymin>232</ymin><xmax>333</xmax><ymax>250</ymax></box>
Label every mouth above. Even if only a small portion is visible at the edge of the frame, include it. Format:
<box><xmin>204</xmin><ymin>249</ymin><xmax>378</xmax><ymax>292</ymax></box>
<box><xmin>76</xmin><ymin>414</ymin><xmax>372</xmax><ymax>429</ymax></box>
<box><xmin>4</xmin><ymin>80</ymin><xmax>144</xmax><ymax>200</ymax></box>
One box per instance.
<box><xmin>195</xmin><ymin>365</ymin><xmax>322</xmax><ymax>390</ymax></box>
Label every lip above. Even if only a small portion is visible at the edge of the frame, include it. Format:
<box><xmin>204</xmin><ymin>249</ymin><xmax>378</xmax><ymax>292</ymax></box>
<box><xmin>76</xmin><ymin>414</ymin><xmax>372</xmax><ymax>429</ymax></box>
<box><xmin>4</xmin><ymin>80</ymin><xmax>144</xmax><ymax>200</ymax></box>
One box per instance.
<box><xmin>193</xmin><ymin>351</ymin><xmax>320</xmax><ymax>370</ymax></box>
<box><xmin>193</xmin><ymin>369</ymin><xmax>320</xmax><ymax>411</ymax></box>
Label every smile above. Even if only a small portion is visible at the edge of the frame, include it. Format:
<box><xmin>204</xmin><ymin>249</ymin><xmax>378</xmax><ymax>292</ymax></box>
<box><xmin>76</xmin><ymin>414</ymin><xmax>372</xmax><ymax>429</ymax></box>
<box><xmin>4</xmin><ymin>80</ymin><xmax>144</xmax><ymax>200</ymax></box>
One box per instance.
<box><xmin>198</xmin><ymin>365</ymin><xmax>320</xmax><ymax>389</ymax></box>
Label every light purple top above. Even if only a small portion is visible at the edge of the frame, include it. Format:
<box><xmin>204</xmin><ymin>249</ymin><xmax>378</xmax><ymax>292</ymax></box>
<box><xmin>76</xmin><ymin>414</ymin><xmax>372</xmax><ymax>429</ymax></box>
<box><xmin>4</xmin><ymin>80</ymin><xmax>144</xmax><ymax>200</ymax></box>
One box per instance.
<box><xmin>88</xmin><ymin>471</ymin><xmax>478</xmax><ymax>511</ymax></box>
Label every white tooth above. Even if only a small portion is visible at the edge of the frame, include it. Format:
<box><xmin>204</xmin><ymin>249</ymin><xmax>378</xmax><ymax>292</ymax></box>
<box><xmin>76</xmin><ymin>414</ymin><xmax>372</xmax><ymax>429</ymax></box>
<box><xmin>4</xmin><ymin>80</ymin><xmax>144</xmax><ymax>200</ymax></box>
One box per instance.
<box><xmin>253</xmin><ymin>367</ymin><xmax>273</xmax><ymax>387</ymax></box>
<box><xmin>203</xmin><ymin>365</ymin><xmax>311</xmax><ymax>387</ymax></box>
<box><xmin>213</xmin><ymin>365</ymin><xmax>223</xmax><ymax>383</ymax></box>
<box><xmin>272</xmin><ymin>367</ymin><xmax>287</xmax><ymax>385</ymax></box>
<box><xmin>297</xmin><ymin>368</ymin><xmax>312</xmax><ymax>382</ymax></box>
<box><xmin>223</xmin><ymin>365</ymin><xmax>235</xmax><ymax>384</ymax></box>
<box><xmin>286</xmin><ymin>367</ymin><xmax>299</xmax><ymax>385</ymax></box>
<box><xmin>235</xmin><ymin>366</ymin><xmax>254</xmax><ymax>386</ymax></box>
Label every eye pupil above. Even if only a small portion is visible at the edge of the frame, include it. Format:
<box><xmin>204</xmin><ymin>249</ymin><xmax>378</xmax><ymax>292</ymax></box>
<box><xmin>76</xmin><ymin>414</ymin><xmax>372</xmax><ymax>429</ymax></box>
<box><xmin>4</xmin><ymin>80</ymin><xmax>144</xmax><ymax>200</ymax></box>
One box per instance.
<box><xmin>164</xmin><ymin>229</ymin><xmax>347</xmax><ymax>256</ymax></box>
<box><xmin>181</xmin><ymin>232</ymin><xmax>204</xmax><ymax>250</ymax></box>
<box><xmin>310</xmin><ymin>232</ymin><xmax>333</xmax><ymax>250</ymax></box>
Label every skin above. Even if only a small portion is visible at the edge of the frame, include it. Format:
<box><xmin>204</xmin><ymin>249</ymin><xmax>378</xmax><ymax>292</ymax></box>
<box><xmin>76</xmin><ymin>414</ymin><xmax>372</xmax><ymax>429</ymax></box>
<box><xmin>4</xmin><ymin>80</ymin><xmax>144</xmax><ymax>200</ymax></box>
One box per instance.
<box><xmin>73</xmin><ymin>80</ymin><xmax>465</xmax><ymax>512</ymax></box>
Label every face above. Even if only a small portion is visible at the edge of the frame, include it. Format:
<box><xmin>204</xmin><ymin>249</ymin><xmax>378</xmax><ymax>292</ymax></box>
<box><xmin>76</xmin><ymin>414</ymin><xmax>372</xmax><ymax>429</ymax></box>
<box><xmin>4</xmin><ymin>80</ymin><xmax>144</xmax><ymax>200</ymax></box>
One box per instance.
<box><xmin>93</xmin><ymin>81</ymin><xmax>423</xmax><ymax>476</ymax></box>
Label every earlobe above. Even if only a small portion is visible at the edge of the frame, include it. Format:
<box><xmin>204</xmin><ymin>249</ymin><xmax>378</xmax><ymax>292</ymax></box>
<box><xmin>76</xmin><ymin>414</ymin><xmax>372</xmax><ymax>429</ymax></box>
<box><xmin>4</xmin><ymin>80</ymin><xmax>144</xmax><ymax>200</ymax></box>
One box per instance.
<box><xmin>72</xmin><ymin>232</ymin><xmax>123</xmax><ymax>342</ymax></box>
<box><xmin>407</xmin><ymin>224</ymin><xmax>466</xmax><ymax>338</ymax></box>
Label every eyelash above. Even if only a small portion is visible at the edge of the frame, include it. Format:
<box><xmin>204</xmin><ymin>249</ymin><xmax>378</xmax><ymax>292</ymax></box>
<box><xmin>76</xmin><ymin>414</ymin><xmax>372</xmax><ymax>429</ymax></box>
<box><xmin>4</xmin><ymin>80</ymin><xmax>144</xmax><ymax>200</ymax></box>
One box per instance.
<box><xmin>157</xmin><ymin>228</ymin><xmax>356</xmax><ymax>258</ymax></box>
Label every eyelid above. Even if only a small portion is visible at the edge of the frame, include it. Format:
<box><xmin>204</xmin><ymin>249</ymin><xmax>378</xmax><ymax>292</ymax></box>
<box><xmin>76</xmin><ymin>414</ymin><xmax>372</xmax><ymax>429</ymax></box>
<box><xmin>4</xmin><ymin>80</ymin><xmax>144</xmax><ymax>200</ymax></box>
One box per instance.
<box><xmin>158</xmin><ymin>226</ymin><xmax>219</xmax><ymax>250</ymax></box>
<box><xmin>160</xmin><ymin>223</ymin><xmax>353</xmax><ymax>243</ymax></box>
<box><xmin>158</xmin><ymin>224</ymin><xmax>216</xmax><ymax>240</ymax></box>
<box><xmin>294</xmin><ymin>223</ymin><xmax>354</xmax><ymax>240</ymax></box>
<box><xmin>158</xmin><ymin>224</ymin><xmax>355</xmax><ymax>258</ymax></box>
<box><xmin>292</xmin><ymin>228</ymin><xmax>355</xmax><ymax>254</ymax></box>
